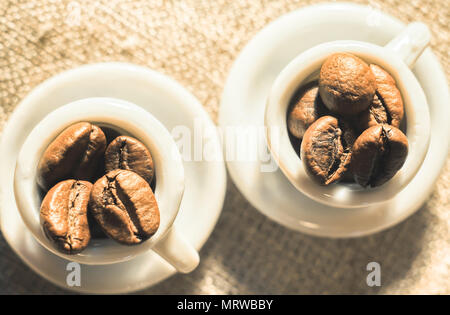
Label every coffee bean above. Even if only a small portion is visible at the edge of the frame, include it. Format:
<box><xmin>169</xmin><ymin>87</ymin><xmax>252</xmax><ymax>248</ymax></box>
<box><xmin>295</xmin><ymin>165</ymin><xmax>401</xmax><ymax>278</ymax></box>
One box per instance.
<box><xmin>301</xmin><ymin>116</ymin><xmax>356</xmax><ymax>185</ymax></box>
<box><xmin>319</xmin><ymin>53</ymin><xmax>376</xmax><ymax>116</ymax></box>
<box><xmin>340</xmin><ymin>168</ymin><xmax>355</xmax><ymax>183</ymax></box>
<box><xmin>351</xmin><ymin>124</ymin><xmax>408</xmax><ymax>187</ymax></box>
<box><xmin>37</xmin><ymin>122</ymin><xmax>107</xmax><ymax>190</ymax></box>
<box><xmin>40</xmin><ymin>180</ymin><xmax>92</xmax><ymax>254</ymax></box>
<box><xmin>89</xmin><ymin>169</ymin><xmax>160</xmax><ymax>245</ymax></box>
<box><xmin>105</xmin><ymin>136</ymin><xmax>154</xmax><ymax>185</ymax></box>
<box><xmin>356</xmin><ymin>64</ymin><xmax>404</xmax><ymax>131</ymax></box>
<box><xmin>287</xmin><ymin>82</ymin><xmax>328</xmax><ymax>139</ymax></box>
<box><xmin>355</xmin><ymin>93</ymin><xmax>388</xmax><ymax>132</ymax></box>
<box><xmin>370</xmin><ymin>64</ymin><xmax>404</xmax><ymax>127</ymax></box>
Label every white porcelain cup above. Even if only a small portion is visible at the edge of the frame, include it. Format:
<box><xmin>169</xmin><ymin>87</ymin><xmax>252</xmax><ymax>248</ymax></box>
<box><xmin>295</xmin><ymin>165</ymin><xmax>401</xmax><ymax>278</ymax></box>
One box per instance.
<box><xmin>265</xmin><ymin>22</ymin><xmax>431</xmax><ymax>208</ymax></box>
<box><xmin>14</xmin><ymin>97</ymin><xmax>199</xmax><ymax>272</ymax></box>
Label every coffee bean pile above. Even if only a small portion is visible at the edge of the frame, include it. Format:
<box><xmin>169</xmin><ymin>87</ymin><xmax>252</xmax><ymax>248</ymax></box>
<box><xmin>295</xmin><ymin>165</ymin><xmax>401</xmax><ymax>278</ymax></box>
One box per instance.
<box><xmin>38</xmin><ymin>122</ymin><xmax>160</xmax><ymax>254</ymax></box>
<box><xmin>288</xmin><ymin>53</ymin><xmax>408</xmax><ymax>187</ymax></box>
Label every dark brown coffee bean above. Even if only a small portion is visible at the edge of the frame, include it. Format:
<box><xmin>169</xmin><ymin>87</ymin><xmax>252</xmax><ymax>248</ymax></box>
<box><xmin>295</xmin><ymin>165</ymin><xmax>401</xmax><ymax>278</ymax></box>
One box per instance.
<box><xmin>40</xmin><ymin>180</ymin><xmax>92</xmax><ymax>254</ymax></box>
<box><xmin>37</xmin><ymin>122</ymin><xmax>107</xmax><ymax>190</ymax></box>
<box><xmin>287</xmin><ymin>82</ymin><xmax>328</xmax><ymax>139</ymax></box>
<box><xmin>355</xmin><ymin>65</ymin><xmax>404</xmax><ymax>131</ymax></box>
<box><xmin>340</xmin><ymin>168</ymin><xmax>355</xmax><ymax>183</ymax></box>
<box><xmin>105</xmin><ymin>136</ymin><xmax>154</xmax><ymax>185</ymax></box>
<box><xmin>351</xmin><ymin>124</ymin><xmax>408</xmax><ymax>187</ymax></box>
<box><xmin>301</xmin><ymin>116</ymin><xmax>356</xmax><ymax>185</ymax></box>
<box><xmin>355</xmin><ymin>93</ymin><xmax>388</xmax><ymax>132</ymax></box>
<box><xmin>89</xmin><ymin>169</ymin><xmax>160</xmax><ymax>245</ymax></box>
<box><xmin>370</xmin><ymin>64</ymin><xmax>404</xmax><ymax>127</ymax></box>
<box><xmin>319</xmin><ymin>53</ymin><xmax>376</xmax><ymax>116</ymax></box>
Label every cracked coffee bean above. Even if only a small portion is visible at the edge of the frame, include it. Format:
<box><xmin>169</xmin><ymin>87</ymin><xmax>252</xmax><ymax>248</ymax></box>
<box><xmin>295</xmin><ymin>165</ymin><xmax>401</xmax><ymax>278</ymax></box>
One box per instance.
<box><xmin>40</xmin><ymin>180</ymin><xmax>92</xmax><ymax>254</ymax></box>
<box><xmin>369</xmin><ymin>64</ymin><xmax>404</xmax><ymax>127</ymax></box>
<box><xmin>351</xmin><ymin>124</ymin><xmax>408</xmax><ymax>187</ymax></box>
<box><xmin>356</xmin><ymin>64</ymin><xmax>404</xmax><ymax>131</ymax></box>
<box><xmin>301</xmin><ymin>116</ymin><xmax>356</xmax><ymax>185</ymax></box>
<box><xmin>37</xmin><ymin>122</ymin><xmax>107</xmax><ymax>190</ymax></box>
<box><xmin>89</xmin><ymin>169</ymin><xmax>160</xmax><ymax>245</ymax></box>
<box><xmin>287</xmin><ymin>81</ymin><xmax>328</xmax><ymax>139</ymax></box>
<box><xmin>105</xmin><ymin>136</ymin><xmax>154</xmax><ymax>185</ymax></box>
<box><xmin>355</xmin><ymin>93</ymin><xmax>388</xmax><ymax>132</ymax></box>
<box><xmin>319</xmin><ymin>53</ymin><xmax>376</xmax><ymax>116</ymax></box>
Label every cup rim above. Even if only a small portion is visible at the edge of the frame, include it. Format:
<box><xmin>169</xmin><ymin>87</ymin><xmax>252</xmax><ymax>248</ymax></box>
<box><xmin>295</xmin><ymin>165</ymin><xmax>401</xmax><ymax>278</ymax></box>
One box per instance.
<box><xmin>265</xmin><ymin>40</ymin><xmax>431</xmax><ymax>208</ymax></box>
<box><xmin>13</xmin><ymin>97</ymin><xmax>185</xmax><ymax>264</ymax></box>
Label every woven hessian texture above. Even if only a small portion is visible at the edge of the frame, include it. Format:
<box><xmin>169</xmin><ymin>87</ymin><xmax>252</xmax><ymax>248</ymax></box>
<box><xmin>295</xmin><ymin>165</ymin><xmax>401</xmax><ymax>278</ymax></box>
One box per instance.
<box><xmin>0</xmin><ymin>0</ymin><xmax>448</xmax><ymax>294</ymax></box>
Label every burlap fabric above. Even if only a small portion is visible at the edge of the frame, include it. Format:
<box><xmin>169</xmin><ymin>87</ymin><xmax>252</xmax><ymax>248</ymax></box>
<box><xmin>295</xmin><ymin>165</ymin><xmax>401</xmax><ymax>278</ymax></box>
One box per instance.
<box><xmin>0</xmin><ymin>0</ymin><xmax>448</xmax><ymax>294</ymax></box>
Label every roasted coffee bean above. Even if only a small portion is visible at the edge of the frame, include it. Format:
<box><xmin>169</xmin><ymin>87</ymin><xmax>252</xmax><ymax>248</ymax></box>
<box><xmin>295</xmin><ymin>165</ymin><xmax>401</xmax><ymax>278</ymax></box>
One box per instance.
<box><xmin>355</xmin><ymin>93</ymin><xmax>388</xmax><ymax>132</ymax></box>
<box><xmin>40</xmin><ymin>180</ymin><xmax>92</xmax><ymax>254</ymax></box>
<box><xmin>287</xmin><ymin>82</ymin><xmax>328</xmax><ymax>139</ymax></box>
<box><xmin>89</xmin><ymin>169</ymin><xmax>160</xmax><ymax>245</ymax></box>
<box><xmin>105</xmin><ymin>136</ymin><xmax>154</xmax><ymax>185</ymax></box>
<box><xmin>369</xmin><ymin>64</ymin><xmax>404</xmax><ymax>127</ymax></box>
<box><xmin>351</xmin><ymin>124</ymin><xmax>408</xmax><ymax>187</ymax></box>
<box><xmin>319</xmin><ymin>53</ymin><xmax>376</xmax><ymax>116</ymax></box>
<box><xmin>301</xmin><ymin>116</ymin><xmax>356</xmax><ymax>185</ymax></box>
<box><xmin>37</xmin><ymin>122</ymin><xmax>107</xmax><ymax>190</ymax></box>
<box><xmin>340</xmin><ymin>168</ymin><xmax>355</xmax><ymax>183</ymax></box>
<box><xmin>356</xmin><ymin>64</ymin><xmax>404</xmax><ymax>131</ymax></box>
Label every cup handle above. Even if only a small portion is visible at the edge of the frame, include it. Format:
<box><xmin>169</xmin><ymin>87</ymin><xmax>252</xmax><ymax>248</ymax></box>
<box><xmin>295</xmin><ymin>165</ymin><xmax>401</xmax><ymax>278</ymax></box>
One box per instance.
<box><xmin>384</xmin><ymin>22</ymin><xmax>431</xmax><ymax>69</ymax></box>
<box><xmin>152</xmin><ymin>225</ymin><xmax>200</xmax><ymax>273</ymax></box>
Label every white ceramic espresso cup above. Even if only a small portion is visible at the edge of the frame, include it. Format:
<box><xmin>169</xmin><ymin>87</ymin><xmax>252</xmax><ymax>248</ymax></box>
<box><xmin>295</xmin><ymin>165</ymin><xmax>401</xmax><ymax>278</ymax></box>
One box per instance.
<box><xmin>265</xmin><ymin>22</ymin><xmax>431</xmax><ymax>208</ymax></box>
<box><xmin>14</xmin><ymin>97</ymin><xmax>199</xmax><ymax>272</ymax></box>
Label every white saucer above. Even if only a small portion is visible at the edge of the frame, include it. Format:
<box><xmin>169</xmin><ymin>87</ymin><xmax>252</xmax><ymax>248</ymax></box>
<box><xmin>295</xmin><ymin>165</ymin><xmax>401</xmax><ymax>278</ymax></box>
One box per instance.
<box><xmin>0</xmin><ymin>63</ymin><xmax>227</xmax><ymax>293</ymax></box>
<box><xmin>219</xmin><ymin>3</ymin><xmax>449</xmax><ymax>237</ymax></box>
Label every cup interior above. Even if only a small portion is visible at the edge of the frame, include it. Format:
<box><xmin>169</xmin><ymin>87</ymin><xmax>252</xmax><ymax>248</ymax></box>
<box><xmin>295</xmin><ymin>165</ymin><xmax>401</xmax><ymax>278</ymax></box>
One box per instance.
<box><xmin>265</xmin><ymin>40</ymin><xmax>430</xmax><ymax>208</ymax></box>
<box><xmin>14</xmin><ymin>97</ymin><xmax>185</xmax><ymax>265</ymax></box>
